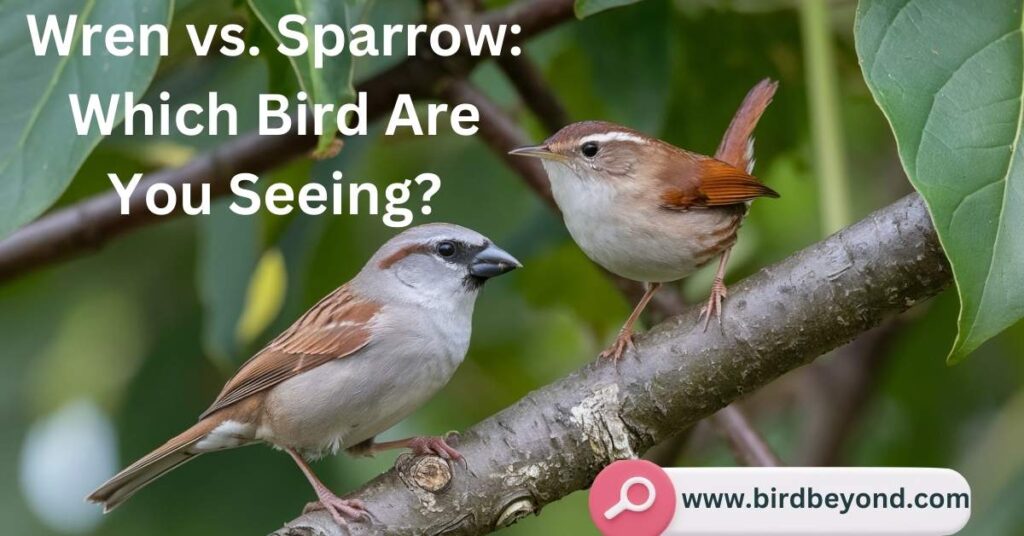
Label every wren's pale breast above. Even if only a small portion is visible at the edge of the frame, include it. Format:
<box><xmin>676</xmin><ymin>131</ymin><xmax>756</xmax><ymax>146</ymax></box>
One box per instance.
<box><xmin>543</xmin><ymin>159</ymin><xmax>743</xmax><ymax>283</ymax></box>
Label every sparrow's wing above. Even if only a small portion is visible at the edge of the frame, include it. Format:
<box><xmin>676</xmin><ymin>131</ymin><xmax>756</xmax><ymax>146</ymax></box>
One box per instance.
<box><xmin>199</xmin><ymin>284</ymin><xmax>380</xmax><ymax>419</ymax></box>
<box><xmin>658</xmin><ymin>156</ymin><xmax>779</xmax><ymax>209</ymax></box>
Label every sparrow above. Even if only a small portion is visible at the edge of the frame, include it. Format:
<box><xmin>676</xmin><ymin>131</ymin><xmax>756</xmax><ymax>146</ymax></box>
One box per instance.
<box><xmin>510</xmin><ymin>79</ymin><xmax>779</xmax><ymax>359</ymax></box>
<box><xmin>87</xmin><ymin>223</ymin><xmax>521</xmax><ymax>526</ymax></box>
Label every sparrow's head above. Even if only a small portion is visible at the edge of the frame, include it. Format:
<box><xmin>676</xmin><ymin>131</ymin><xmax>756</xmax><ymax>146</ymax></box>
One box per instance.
<box><xmin>358</xmin><ymin>223</ymin><xmax>521</xmax><ymax>307</ymax></box>
<box><xmin>509</xmin><ymin>121</ymin><xmax>655</xmax><ymax>180</ymax></box>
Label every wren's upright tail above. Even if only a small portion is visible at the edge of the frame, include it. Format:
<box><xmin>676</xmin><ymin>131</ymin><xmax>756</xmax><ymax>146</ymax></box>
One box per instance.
<box><xmin>715</xmin><ymin>78</ymin><xmax>778</xmax><ymax>173</ymax></box>
<box><xmin>86</xmin><ymin>417</ymin><xmax>221</xmax><ymax>512</ymax></box>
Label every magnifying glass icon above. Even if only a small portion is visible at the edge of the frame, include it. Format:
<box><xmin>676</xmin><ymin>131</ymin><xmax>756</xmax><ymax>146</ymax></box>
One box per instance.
<box><xmin>603</xmin><ymin>476</ymin><xmax>657</xmax><ymax>520</ymax></box>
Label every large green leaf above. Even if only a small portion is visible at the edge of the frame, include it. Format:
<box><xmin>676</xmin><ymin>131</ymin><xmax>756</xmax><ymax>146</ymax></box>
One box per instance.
<box><xmin>0</xmin><ymin>0</ymin><xmax>172</xmax><ymax>239</ymax></box>
<box><xmin>856</xmin><ymin>0</ymin><xmax>1024</xmax><ymax>362</ymax></box>
<box><xmin>247</xmin><ymin>0</ymin><xmax>367</xmax><ymax>154</ymax></box>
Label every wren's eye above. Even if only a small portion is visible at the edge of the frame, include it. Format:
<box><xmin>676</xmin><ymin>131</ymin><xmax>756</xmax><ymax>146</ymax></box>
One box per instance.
<box><xmin>436</xmin><ymin>241</ymin><xmax>457</xmax><ymax>258</ymax></box>
<box><xmin>581</xmin><ymin>142</ymin><xmax>599</xmax><ymax>158</ymax></box>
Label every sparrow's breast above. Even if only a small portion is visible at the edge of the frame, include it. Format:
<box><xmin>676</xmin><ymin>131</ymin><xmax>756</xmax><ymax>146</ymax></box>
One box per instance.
<box><xmin>259</xmin><ymin>304</ymin><xmax>471</xmax><ymax>457</ymax></box>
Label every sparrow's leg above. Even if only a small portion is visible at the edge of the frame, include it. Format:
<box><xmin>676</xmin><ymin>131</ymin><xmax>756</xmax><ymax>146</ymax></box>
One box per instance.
<box><xmin>601</xmin><ymin>282</ymin><xmax>661</xmax><ymax>361</ymax></box>
<box><xmin>364</xmin><ymin>436</ymin><xmax>463</xmax><ymax>460</ymax></box>
<box><xmin>286</xmin><ymin>448</ymin><xmax>368</xmax><ymax>526</ymax></box>
<box><xmin>699</xmin><ymin>248</ymin><xmax>732</xmax><ymax>331</ymax></box>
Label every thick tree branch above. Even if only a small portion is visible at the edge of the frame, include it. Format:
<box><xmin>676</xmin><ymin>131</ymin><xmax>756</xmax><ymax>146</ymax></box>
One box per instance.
<box><xmin>271</xmin><ymin>193</ymin><xmax>950</xmax><ymax>535</ymax></box>
<box><xmin>0</xmin><ymin>0</ymin><xmax>576</xmax><ymax>283</ymax></box>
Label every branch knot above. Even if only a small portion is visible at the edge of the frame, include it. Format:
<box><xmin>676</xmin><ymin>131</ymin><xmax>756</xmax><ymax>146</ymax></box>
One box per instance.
<box><xmin>399</xmin><ymin>454</ymin><xmax>453</xmax><ymax>494</ymax></box>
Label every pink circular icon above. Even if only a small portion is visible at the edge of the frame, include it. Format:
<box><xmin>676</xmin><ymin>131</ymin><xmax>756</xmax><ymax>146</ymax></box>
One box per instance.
<box><xmin>588</xmin><ymin>459</ymin><xmax>676</xmax><ymax>536</ymax></box>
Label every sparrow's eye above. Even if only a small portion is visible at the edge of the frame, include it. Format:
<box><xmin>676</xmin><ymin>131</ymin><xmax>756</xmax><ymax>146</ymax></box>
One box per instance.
<box><xmin>436</xmin><ymin>241</ymin><xmax>457</xmax><ymax>258</ymax></box>
<box><xmin>581</xmin><ymin>141</ymin><xmax>599</xmax><ymax>158</ymax></box>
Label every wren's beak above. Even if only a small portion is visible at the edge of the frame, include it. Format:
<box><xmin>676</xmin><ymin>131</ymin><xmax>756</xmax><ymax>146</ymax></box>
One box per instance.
<box><xmin>469</xmin><ymin>245</ymin><xmax>522</xmax><ymax>279</ymax></box>
<box><xmin>508</xmin><ymin>144</ymin><xmax>567</xmax><ymax>162</ymax></box>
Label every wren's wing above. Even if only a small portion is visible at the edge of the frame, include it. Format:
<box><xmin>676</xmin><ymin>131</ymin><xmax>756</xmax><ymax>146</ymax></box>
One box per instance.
<box><xmin>198</xmin><ymin>284</ymin><xmax>380</xmax><ymax>420</ymax></box>
<box><xmin>658</xmin><ymin>155</ymin><xmax>779</xmax><ymax>209</ymax></box>
<box><xmin>658</xmin><ymin>79</ymin><xmax>780</xmax><ymax>210</ymax></box>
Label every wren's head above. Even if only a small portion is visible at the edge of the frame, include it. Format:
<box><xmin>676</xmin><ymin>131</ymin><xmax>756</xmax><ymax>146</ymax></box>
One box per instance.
<box><xmin>509</xmin><ymin>121</ymin><xmax>660</xmax><ymax>181</ymax></box>
<box><xmin>355</xmin><ymin>223</ymin><xmax>521</xmax><ymax>310</ymax></box>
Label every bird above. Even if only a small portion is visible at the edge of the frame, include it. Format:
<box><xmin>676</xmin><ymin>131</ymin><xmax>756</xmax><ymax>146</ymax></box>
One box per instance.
<box><xmin>510</xmin><ymin>78</ymin><xmax>779</xmax><ymax>360</ymax></box>
<box><xmin>86</xmin><ymin>223</ymin><xmax>521</xmax><ymax>526</ymax></box>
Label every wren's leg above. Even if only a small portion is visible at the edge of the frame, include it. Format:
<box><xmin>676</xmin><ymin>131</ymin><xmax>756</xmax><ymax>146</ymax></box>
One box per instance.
<box><xmin>601</xmin><ymin>282</ymin><xmax>661</xmax><ymax>361</ymax></box>
<box><xmin>363</xmin><ymin>436</ymin><xmax>463</xmax><ymax>460</ymax></box>
<box><xmin>286</xmin><ymin>448</ymin><xmax>368</xmax><ymax>527</ymax></box>
<box><xmin>699</xmin><ymin>248</ymin><xmax>732</xmax><ymax>331</ymax></box>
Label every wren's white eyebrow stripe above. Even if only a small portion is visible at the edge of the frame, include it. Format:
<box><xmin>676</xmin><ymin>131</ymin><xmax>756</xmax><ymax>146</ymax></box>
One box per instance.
<box><xmin>578</xmin><ymin>131</ymin><xmax>648</xmax><ymax>146</ymax></box>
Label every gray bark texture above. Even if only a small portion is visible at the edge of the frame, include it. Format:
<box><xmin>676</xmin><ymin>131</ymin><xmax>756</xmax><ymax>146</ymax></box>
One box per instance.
<box><xmin>270</xmin><ymin>193</ymin><xmax>951</xmax><ymax>536</ymax></box>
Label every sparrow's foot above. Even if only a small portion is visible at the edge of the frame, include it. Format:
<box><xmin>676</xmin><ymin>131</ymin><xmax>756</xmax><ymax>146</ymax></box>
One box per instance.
<box><xmin>599</xmin><ymin>329</ymin><xmax>635</xmax><ymax>361</ymax></box>
<box><xmin>407</xmin><ymin>436</ymin><xmax>463</xmax><ymax>460</ymax></box>
<box><xmin>698</xmin><ymin>279</ymin><xmax>728</xmax><ymax>331</ymax></box>
<box><xmin>304</xmin><ymin>495</ymin><xmax>368</xmax><ymax>527</ymax></box>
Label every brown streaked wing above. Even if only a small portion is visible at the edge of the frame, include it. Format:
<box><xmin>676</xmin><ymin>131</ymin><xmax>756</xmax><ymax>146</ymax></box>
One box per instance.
<box><xmin>659</xmin><ymin>157</ymin><xmax>779</xmax><ymax>209</ymax></box>
<box><xmin>198</xmin><ymin>285</ymin><xmax>380</xmax><ymax>420</ymax></box>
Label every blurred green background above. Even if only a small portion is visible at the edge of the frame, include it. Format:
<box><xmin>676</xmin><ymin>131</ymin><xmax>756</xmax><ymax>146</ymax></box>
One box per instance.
<box><xmin>1</xmin><ymin>0</ymin><xmax>1022</xmax><ymax>535</ymax></box>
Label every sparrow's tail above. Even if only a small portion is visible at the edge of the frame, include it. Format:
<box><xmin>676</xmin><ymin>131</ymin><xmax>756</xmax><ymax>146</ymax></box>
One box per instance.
<box><xmin>86</xmin><ymin>417</ymin><xmax>220</xmax><ymax>513</ymax></box>
<box><xmin>715</xmin><ymin>78</ymin><xmax>778</xmax><ymax>173</ymax></box>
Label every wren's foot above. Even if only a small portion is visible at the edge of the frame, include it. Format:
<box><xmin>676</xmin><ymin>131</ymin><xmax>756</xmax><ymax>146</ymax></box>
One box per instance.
<box><xmin>698</xmin><ymin>279</ymin><xmax>728</xmax><ymax>331</ymax></box>
<box><xmin>599</xmin><ymin>328</ymin><xmax>635</xmax><ymax>361</ymax></box>
<box><xmin>303</xmin><ymin>494</ymin><xmax>369</xmax><ymax>527</ymax></box>
<box><xmin>407</xmin><ymin>436</ymin><xmax>463</xmax><ymax>460</ymax></box>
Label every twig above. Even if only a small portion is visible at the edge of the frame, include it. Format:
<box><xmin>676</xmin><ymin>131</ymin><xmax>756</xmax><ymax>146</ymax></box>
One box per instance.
<box><xmin>712</xmin><ymin>405</ymin><xmax>781</xmax><ymax>466</ymax></box>
<box><xmin>643</xmin><ymin>429</ymin><xmax>693</xmax><ymax>466</ymax></box>
<box><xmin>438</xmin><ymin>81</ymin><xmax>555</xmax><ymax>208</ymax></box>
<box><xmin>797</xmin><ymin>319</ymin><xmax>903</xmax><ymax>465</ymax></box>
<box><xmin>496</xmin><ymin>56</ymin><xmax>571</xmax><ymax>132</ymax></box>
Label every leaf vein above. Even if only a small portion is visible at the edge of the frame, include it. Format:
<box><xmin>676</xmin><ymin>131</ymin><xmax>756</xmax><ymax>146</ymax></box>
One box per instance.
<box><xmin>915</xmin><ymin>28</ymin><xmax>1019</xmax><ymax>177</ymax></box>
<box><xmin>962</xmin><ymin>12</ymin><xmax>1024</xmax><ymax>344</ymax></box>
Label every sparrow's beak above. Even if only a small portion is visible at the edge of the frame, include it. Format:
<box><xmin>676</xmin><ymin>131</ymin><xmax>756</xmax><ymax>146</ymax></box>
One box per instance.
<box><xmin>469</xmin><ymin>245</ymin><xmax>522</xmax><ymax>279</ymax></box>
<box><xmin>508</xmin><ymin>144</ymin><xmax>566</xmax><ymax>162</ymax></box>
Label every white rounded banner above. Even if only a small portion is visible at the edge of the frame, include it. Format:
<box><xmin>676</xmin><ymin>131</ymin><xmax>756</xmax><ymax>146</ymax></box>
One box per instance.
<box><xmin>660</xmin><ymin>467</ymin><xmax>970</xmax><ymax>535</ymax></box>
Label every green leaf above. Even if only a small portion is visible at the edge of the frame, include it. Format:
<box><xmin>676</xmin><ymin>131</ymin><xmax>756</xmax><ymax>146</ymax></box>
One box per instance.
<box><xmin>574</xmin><ymin>0</ymin><xmax>642</xmax><ymax>19</ymax></box>
<box><xmin>856</xmin><ymin>0</ymin><xmax>1024</xmax><ymax>363</ymax></box>
<box><xmin>0</xmin><ymin>0</ymin><xmax>172</xmax><ymax>239</ymax></box>
<box><xmin>197</xmin><ymin>201</ymin><xmax>260</xmax><ymax>367</ymax></box>
<box><xmin>247</xmin><ymin>0</ymin><xmax>366</xmax><ymax>154</ymax></box>
<box><xmin>246</xmin><ymin>21</ymin><xmax>302</xmax><ymax>97</ymax></box>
